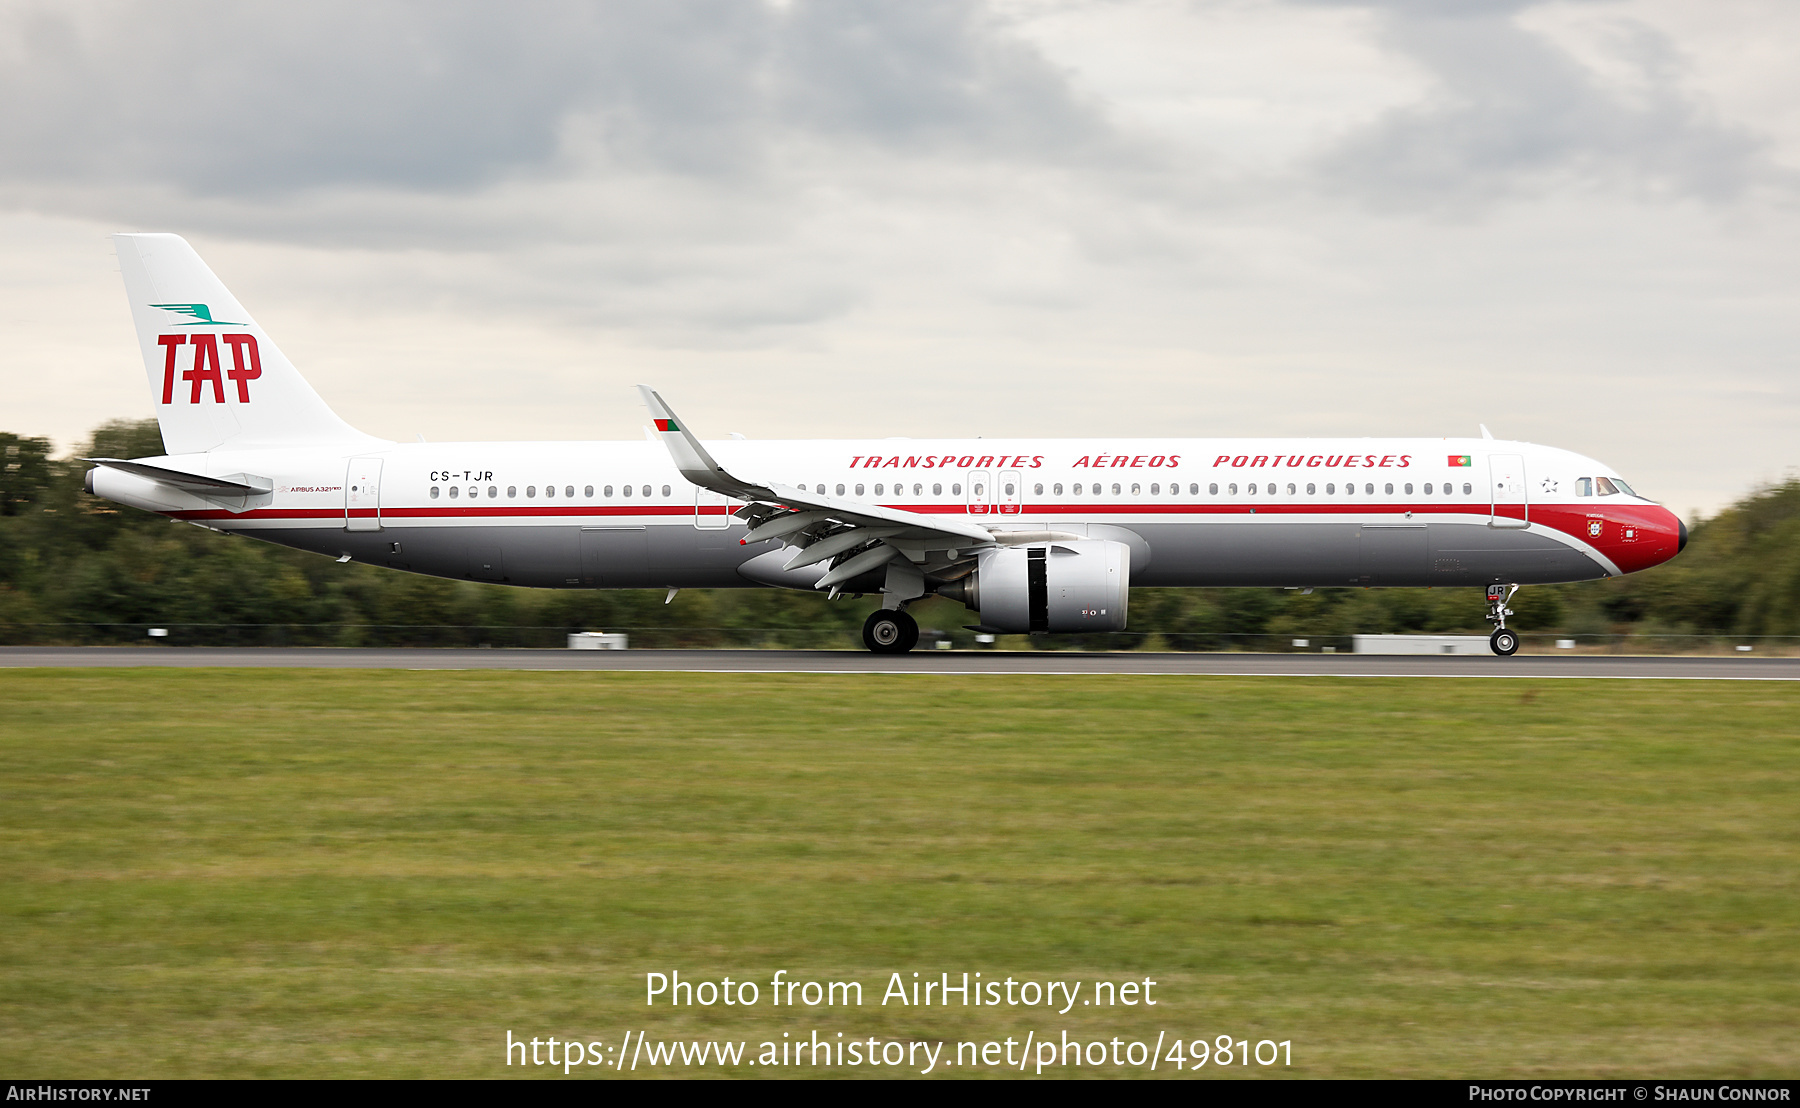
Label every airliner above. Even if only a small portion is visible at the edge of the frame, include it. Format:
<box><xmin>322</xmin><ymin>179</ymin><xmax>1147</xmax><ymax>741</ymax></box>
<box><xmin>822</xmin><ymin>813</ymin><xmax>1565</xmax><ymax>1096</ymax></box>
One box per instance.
<box><xmin>86</xmin><ymin>234</ymin><xmax>1686</xmax><ymax>655</ymax></box>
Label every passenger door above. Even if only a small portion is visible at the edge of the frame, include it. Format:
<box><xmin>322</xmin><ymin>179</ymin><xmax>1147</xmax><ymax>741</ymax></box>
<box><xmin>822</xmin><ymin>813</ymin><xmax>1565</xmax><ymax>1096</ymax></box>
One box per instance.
<box><xmin>345</xmin><ymin>457</ymin><xmax>382</xmax><ymax>532</ymax></box>
<box><xmin>1489</xmin><ymin>454</ymin><xmax>1529</xmax><ymax>529</ymax></box>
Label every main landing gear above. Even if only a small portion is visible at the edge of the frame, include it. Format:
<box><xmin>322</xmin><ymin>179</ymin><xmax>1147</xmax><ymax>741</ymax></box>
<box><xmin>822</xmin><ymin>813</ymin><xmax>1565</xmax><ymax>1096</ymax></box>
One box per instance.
<box><xmin>1486</xmin><ymin>583</ymin><xmax>1520</xmax><ymax>656</ymax></box>
<box><xmin>863</xmin><ymin>608</ymin><xmax>919</xmax><ymax>654</ymax></box>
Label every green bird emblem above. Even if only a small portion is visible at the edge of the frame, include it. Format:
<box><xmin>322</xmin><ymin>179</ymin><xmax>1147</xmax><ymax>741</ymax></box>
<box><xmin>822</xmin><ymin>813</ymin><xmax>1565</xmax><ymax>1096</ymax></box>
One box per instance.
<box><xmin>150</xmin><ymin>303</ymin><xmax>243</xmax><ymax>325</ymax></box>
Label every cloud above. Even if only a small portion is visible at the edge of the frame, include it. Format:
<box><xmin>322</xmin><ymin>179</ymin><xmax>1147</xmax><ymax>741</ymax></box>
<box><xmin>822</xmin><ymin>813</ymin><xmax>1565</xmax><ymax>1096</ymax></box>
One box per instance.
<box><xmin>1299</xmin><ymin>0</ymin><xmax>1771</xmax><ymax>208</ymax></box>
<box><xmin>3</xmin><ymin>0</ymin><xmax>1795</xmax><ymax>520</ymax></box>
<box><xmin>0</xmin><ymin>0</ymin><xmax>1103</xmax><ymax>202</ymax></box>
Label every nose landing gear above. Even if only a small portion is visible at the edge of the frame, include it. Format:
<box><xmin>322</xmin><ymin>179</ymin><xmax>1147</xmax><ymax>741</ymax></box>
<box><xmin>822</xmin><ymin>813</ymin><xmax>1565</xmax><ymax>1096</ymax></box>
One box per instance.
<box><xmin>1486</xmin><ymin>584</ymin><xmax>1520</xmax><ymax>656</ymax></box>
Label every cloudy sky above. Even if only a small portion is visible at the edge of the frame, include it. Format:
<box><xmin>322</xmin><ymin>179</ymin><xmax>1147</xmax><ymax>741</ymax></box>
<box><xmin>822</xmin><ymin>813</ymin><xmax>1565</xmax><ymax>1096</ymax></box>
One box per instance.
<box><xmin>3</xmin><ymin>0</ymin><xmax>1796</xmax><ymax>517</ymax></box>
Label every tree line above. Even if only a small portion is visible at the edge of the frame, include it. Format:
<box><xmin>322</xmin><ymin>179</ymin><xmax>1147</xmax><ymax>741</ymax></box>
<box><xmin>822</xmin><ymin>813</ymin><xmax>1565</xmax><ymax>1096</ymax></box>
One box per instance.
<box><xmin>3</xmin><ymin>420</ymin><xmax>1795</xmax><ymax>649</ymax></box>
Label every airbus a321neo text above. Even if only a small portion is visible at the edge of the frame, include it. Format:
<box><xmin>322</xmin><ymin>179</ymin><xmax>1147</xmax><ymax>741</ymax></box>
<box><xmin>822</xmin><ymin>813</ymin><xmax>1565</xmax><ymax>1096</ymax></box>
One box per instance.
<box><xmin>87</xmin><ymin>234</ymin><xmax>1687</xmax><ymax>655</ymax></box>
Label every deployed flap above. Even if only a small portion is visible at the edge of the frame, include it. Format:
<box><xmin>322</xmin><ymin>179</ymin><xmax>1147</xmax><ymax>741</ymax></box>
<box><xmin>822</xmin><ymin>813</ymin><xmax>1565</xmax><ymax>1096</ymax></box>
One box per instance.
<box><xmin>84</xmin><ymin>458</ymin><xmax>270</xmax><ymax>495</ymax></box>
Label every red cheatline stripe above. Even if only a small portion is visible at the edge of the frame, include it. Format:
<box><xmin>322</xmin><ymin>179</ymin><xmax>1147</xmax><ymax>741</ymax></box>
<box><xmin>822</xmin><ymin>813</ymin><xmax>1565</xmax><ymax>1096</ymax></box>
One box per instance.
<box><xmin>167</xmin><ymin>501</ymin><xmax>1503</xmax><ymax>522</ymax></box>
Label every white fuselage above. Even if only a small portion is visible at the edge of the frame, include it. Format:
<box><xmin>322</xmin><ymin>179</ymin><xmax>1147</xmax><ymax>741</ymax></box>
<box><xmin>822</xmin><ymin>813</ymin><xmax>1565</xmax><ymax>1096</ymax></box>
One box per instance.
<box><xmin>90</xmin><ymin>434</ymin><xmax>1683</xmax><ymax>592</ymax></box>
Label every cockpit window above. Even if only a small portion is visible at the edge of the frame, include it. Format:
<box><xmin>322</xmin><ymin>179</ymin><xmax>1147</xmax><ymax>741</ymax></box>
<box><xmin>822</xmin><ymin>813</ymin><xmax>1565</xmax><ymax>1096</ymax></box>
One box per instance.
<box><xmin>1596</xmin><ymin>477</ymin><xmax>1620</xmax><ymax>496</ymax></box>
<box><xmin>1613</xmin><ymin>478</ymin><xmax>1637</xmax><ymax>497</ymax></box>
<box><xmin>1574</xmin><ymin>477</ymin><xmax>1593</xmax><ymax>497</ymax></box>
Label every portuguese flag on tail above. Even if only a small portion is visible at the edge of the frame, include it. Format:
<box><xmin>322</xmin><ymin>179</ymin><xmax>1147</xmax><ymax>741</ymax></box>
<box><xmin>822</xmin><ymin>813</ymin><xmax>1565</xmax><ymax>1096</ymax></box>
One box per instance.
<box><xmin>1449</xmin><ymin>454</ymin><xmax>1472</xmax><ymax>467</ymax></box>
<box><xmin>654</xmin><ymin>418</ymin><xmax>679</xmax><ymax>432</ymax></box>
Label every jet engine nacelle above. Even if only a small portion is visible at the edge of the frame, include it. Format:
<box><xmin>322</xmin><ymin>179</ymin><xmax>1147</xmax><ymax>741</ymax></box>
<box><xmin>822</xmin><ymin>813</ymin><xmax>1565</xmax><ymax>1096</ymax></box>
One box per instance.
<box><xmin>937</xmin><ymin>539</ymin><xmax>1130</xmax><ymax>633</ymax></box>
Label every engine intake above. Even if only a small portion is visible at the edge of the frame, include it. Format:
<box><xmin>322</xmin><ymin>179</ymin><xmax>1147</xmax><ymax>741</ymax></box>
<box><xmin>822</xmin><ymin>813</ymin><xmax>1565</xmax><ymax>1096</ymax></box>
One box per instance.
<box><xmin>937</xmin><ymin>540</ymin><xmax>1130</xmax><ymax>633</ymax></box>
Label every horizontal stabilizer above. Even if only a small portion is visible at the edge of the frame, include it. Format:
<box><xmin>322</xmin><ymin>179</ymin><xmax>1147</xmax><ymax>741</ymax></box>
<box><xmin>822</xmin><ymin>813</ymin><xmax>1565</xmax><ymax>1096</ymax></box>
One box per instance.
<box><xmin>84</xmin><ymin>458</ymin><xmax>271</xmax><ymax>496</ymax></box>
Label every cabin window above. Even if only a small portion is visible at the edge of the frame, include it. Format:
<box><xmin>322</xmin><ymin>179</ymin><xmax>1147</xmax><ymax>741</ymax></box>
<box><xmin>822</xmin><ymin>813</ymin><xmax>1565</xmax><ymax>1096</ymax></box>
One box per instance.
<box><xmin>952</xmin><ymin>483</ymin><xmax>962</xmax><ymax>495</ymax></box>
<box><xmin>620</xmin><ymin>485</ymin><xmax>630</xmax><ymax>498</ymax></box>
<box><xmin>874</xmin><ymin>483</ymin><xmax>884</xmax><ymax>496</ymax></box>
<box><xmin>1364</xmin><ymin>483</ymin><xmax>1374</xmax><ymax>495</ymax></box>
<box><xmin>1285</xmin><ymin>482</ymin><xmax>1295</xmax><ymax>495</ymax></box>
<box><xmin>836</xmin><ymin>484</ymin><xmax>845</xmax><ymax>496</ymax></box>
<box><xmin>1462</xmin><ymin>482</ymin><xmax>1472</xmax><ymax>495</ymax></box>
<box><xmin>1247</xmin><ymin>483</ymin><xmax>1257</xmax><ymax>495</ymax></box>
<box><xmin>1344</xmin><ymin>483</ymin><xmax>1353</xmax><ymax>495</ymax></box>
<box><xmin>1596</xmin><ymin>477</ymin><xmax>1620</xmax><ymax>496</ymax></box>
<box><xmin>449</xmin><ymin>486</ymin><xmax>460</xmax><ymax>499</ymax></box>
<box><xmin>1384</xmin><ymin>482</ymin><xmax>1393</xmax><ymax>495</ymax></box>
<box><xmin>602</xmin><ymin>485</ymin><xmax>611</xmax><ymax>497</ymax></box>
<box><xmin>1423</xmin><ymin>482</ymin><xmax>1433</xmax><ymax>495</ymax></box>
<box><xmin>1111</xmin><ymin>482</ymin><xmax>1122</xmax><ymax>495</ymax></box>
<box><xmin>814</xmin><ymin>484</ymin><xmax>824</xmax><ymax>494</ymax></box>
<box><xmin>1306</xmin><ymin>483</ymin><xmax>1316</xmax><ymax>495</ymax></box>
<box><xmin>1208</xmin><ymin>483</ymin><xmax>1217</xmax><ymax>495</ymax></box>
<box><xmin>855</xmin><ymin>484</ymin><xmax>864</xmax><ymax>496</ymax></box>
<box><xmin>1053</xmin><ymin>483</ymin><xmax>1063</xmax><ymax>495</ymax></box>
<box><xmin>1034</xmin><ymin>483</ymin><xmax>1044</xmax><ymax>495</ymax></box>
<box><xmin>566</xmin><ymin>486</ymin><xmax>575</xmax><ymax>498</ymax></box>
<box><xmin>934</xmin><ymin>483</ymin><xmax>943</xmax><ymax>496</ymax></box>
<box><xmin>1004</xmin><ymin>482</ymin><xmax>1015</xmax><ymax>496</ymax></box>
<box><xmin>545</xmin><ymin>485</ymin><xmax>555</xmax><ymax>498</ymax></box>
<box><xmin>1403</xmin><ymin>483</ymin><xmax>1412</xmax><ymax>495</ymax></box>
<box><xmin>1228</xmin><ymin>483</ymin><xmax>1238</xmax><ymax>495</ymax></box>
<box><xmin>1131</xmin><ymin>483</ymin><xmax>1141</xmax><ymax>495</ymax></box>
<box><xmin>584</xmin><ymin>485</ymin><xmax>593</xmax><ymax>498</ymax></box>
<box><xmin>914</xmin><ymin>483</ymin><xmax>923</xmax><ymax>495</ymax></box>
<box><xmin>430</xmin><ymin>486</ymin><xmax>440</xmax><ymax>499</ymax></box>
<box><xmin>488</xmin><ymin>486</ymin><xmax>497</xmax><ymax>498</ymax></box>
<box><xmin>1150</xmin><ymin>483</ymin><xmax>1159</xmax><ymax>495</ymax></box>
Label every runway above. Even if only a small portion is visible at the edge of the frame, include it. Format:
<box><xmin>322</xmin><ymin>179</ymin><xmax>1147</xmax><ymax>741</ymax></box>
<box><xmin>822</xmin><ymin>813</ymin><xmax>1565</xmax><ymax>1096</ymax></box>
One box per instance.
<box><xmin>2</xmin><ymin>646</ymin><xmax>1796</xmax><ymax>679</ymax></box>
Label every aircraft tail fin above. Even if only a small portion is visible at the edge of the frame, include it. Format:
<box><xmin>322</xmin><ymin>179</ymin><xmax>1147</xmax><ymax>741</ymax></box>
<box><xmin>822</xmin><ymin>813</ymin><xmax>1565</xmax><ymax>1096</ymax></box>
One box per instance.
<box><xmin>113</xmin><ymin>233</ymin><xmax>374</xmax><ymax>455</ymax></box>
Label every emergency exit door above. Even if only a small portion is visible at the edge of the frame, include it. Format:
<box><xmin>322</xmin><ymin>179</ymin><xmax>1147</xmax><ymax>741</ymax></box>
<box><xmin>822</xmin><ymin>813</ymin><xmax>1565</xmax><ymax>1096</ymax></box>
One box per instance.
<box><xmin>694</xmin><ymin>487</ymin><xmax>731</xmax><ymax>529</ymax></box>
<box><xmin>998</xmin><ymin>469</ymin><xmax>1022</xmax><ymax>514</ymax></box>
<box><xmin>968</xmin><ymin>470</ymin><xmax>991</xmax><ymax>515</ymax></box>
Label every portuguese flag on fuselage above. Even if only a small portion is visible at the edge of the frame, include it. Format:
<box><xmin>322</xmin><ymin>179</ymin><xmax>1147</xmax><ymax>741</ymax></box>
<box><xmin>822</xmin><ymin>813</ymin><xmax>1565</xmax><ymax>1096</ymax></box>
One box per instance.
<box><xmin>1449</xmin><ymin>454</ymin><xmax>1472</xmax><ymax>467</ymax></box>
<box><xmin>654</xmin><ymin>418</ymin><xmax>679</xmax><ymax>432</ymax></box>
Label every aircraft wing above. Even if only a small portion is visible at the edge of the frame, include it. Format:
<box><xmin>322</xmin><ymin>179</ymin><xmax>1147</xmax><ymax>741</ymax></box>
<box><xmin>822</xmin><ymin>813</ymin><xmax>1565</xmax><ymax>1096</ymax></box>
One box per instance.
<box><xmin>638</xmin><ymin>386</ymin><xmax>994</xmax><ymax>591</ymax></box>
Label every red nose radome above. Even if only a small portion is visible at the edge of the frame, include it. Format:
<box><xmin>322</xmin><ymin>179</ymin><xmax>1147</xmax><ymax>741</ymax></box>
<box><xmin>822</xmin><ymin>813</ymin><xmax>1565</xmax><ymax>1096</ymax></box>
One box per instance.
<box><xmin>1541</xmin><ymin>502</ymin><xmax>1684</xmax><ymax>575</ymax></box>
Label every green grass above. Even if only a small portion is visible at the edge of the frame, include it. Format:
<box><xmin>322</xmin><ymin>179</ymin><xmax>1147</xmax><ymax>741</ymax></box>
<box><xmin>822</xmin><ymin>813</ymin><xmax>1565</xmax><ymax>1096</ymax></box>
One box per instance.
<box><xmin>1</xmin><ymin>671</ymin><xmax>1795</xmax><ymax>1078</ymax></box>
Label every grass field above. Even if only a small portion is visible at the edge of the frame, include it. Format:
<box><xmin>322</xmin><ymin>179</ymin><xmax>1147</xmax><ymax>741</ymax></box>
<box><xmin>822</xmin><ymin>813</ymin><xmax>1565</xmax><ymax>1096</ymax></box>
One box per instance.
<box><xmin>1</xmin><ymin>670</ymin><xmax>1795</xmax><ymax>1079</ymax></box>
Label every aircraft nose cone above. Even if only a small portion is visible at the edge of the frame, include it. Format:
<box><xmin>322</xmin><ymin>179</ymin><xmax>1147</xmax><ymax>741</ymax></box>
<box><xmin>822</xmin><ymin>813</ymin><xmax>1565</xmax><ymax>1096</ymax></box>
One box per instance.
<box><xmin>1677</xmin><ymin>515</ymin><xmax>1688</xmax><ymax>553</ymax></box>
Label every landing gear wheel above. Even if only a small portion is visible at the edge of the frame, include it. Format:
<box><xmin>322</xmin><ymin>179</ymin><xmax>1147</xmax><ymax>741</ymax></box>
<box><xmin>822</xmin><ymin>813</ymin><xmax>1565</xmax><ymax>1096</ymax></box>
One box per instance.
<box><xmin>863</xmin><ymin>609</ymin><xmax>919</xmax><ymax>654</ymax></box>
<box><xmin>1490</xmin><ymin>628</ymin><xmax>1520</xmax><ymax>656</ymax></box>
